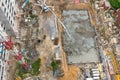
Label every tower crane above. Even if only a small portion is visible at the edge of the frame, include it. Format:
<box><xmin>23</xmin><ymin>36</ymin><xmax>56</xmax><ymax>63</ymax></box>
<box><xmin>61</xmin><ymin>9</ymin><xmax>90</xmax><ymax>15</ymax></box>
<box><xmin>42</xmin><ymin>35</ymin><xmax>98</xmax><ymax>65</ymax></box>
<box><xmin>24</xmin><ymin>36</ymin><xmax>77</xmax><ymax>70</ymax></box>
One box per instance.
<box><xmin>0</xmin><ymin>27</ymin><xmax>28</xmax><ymax>69</ymax></box>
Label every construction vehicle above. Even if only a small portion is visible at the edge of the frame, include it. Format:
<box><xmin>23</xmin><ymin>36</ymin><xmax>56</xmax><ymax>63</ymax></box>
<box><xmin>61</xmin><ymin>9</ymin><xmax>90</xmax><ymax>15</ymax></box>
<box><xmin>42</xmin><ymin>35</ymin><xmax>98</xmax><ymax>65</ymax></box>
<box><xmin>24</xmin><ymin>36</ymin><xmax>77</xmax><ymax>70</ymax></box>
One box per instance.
<box><xmin>105</xmin><ymin>50</ymin><xmax>120</xmax><ymax>80</ymax></box>
<box><xmin>36</xmin><ymin>0</ymin><xmax>50</xmax><ymax>13</ymax></box>
<box><xmin>0</xmin><ymin>27</ymin><xmax>28</xmax><ymax>69</ymax></box>
<box><xmin>35</xmin><ymin>0</ymin><xmax>71</xmax><ymax>37</ymax></box>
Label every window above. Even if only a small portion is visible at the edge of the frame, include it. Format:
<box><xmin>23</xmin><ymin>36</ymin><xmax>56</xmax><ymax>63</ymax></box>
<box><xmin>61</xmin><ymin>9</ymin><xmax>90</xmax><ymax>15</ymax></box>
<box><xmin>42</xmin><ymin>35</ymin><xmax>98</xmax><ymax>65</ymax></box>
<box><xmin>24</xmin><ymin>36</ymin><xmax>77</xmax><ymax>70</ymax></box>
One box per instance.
<box><xmin>14</xmin><ymin>11</ymin><xmax>16</xmax><ymax>15</ymax></box>
<box><xmin>8</xmin><ymin>4</ymin><xmax>9</xmax><ymax>10</ymax></box>
<box><xmin>2</xmin><ymin>3</ymin><xmax>4</xmax><ymax>6</ymax></box>
<box><xmin>1</xmin><ymin>24</ymin><xmax>5</xmax><ymax>31</ymax></box>
<box><xmin>10</xmin><ymin>7</ymin><xmax>11</xmax><ymax>13</ymax></box>
<box><xmin>11</xmin><ymin>20</ymin><xmax>12</xmax><ymax>24</ymax></box>
<box><xmin>4</xmin><ymin>8</ymin><xmax>6</xmax><ymax>12</ymax></box>
<box><xmin>12</xmin><ymin>6</ymin><xmax>14</xmax><ymax>12</ymax></box>
<box><xmin>7</xmin><ymin>12</ymin><xmax>8</xmax><ymax>17</ymax></box>
<box><xmin>5</xmin><ymin>0</ymin><xmax>7</xmax><ymax>4</ymax></box>
<box><xmin>13</xmin><ymin>23</ymin><xmax>14</xmax><ymax>27</ymax></box>
<box><xmin>3</xmin><ymin>27</ymin><xmax>5</xmax><ymax>31</ymax></box>
<box><xmin>1</xmin><ymin>23</ymin><xmax>3</xmax><ymax>27</ymax></box>
<box><xmin>9</xmin><ymin>16</ymin><xmax>10</xmax><ymax>20</ymax></box>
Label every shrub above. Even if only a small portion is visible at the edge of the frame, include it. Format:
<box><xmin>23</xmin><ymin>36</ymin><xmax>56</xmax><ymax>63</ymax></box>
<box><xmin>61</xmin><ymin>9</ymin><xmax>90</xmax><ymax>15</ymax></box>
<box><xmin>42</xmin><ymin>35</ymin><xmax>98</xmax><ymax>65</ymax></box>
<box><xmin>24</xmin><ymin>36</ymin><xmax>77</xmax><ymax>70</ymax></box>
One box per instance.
<box><xmin>109</xmin><ymin>0</ymin><xmax>120</xmax><ymax>9</ymax></box>
<box><xmin>32</xmin><ymin>58</ymin><xmax>41</xmax><ymax>75</ymax></box>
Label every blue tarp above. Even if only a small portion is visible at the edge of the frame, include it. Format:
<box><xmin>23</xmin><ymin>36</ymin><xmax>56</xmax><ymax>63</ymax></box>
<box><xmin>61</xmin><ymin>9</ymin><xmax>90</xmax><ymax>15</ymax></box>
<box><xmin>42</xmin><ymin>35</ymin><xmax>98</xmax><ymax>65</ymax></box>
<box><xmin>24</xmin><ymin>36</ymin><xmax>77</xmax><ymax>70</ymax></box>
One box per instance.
<box><xmin>21</xmin><ymin>0</ymin><xmax>29</xmax><ymax>9</ymax></box>
<box><xmin>0</xmin><ymin>43</ymin><xmax>3</xmax><ymax>54</ymax></box>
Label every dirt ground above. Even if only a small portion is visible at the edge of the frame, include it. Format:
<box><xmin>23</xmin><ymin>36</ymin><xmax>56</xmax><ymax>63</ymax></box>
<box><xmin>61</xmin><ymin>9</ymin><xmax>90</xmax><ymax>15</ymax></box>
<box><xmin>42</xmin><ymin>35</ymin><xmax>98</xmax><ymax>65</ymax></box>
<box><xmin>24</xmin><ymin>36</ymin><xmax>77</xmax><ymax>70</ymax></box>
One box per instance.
<box><xmin>7</xmin><ymin>54</ymin><xmax>17</xmax><ymax>80</ymax></box>
<box><xmin>21</xmin><ymin>0</ymin><xmax>98</xmax><ymax>80</ymax></box>
<box><xmin>36</xmin><ymin>1</ymin><xmax>98</xmax><ymax>80</ymax></box>
<box><xmin>59</xmin><ymin>66</ymin><xmax>80</xmax><ymax>80</ymax></box>
<box><xmin>55</xmin><ymin>2</ymin><xmax>98</xmax><ymax>80</ymax></box>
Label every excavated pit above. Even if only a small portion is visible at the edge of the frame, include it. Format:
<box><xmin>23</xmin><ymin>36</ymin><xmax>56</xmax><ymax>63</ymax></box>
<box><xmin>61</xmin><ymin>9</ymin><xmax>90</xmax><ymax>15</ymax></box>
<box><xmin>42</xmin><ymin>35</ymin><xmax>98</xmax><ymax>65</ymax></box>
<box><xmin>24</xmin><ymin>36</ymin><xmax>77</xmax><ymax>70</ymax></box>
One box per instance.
<box><xmin>62</xmin><ymin>10</ymin><xmax>99</xmax><ymax>64</ymax></box>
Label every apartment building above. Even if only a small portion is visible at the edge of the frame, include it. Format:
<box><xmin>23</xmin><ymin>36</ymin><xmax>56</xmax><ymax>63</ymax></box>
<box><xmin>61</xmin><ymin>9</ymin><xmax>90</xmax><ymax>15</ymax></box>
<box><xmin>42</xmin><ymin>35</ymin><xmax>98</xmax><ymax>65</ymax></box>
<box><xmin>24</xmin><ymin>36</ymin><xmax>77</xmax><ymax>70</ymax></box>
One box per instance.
<box><xmin>0</xmin><ymin>0</ymin><xmax>19</xmax><ymax>37</ymax></box>
<box><xmin>0</xmin><ymin>43</ymin><xmax>9</xmax><ymax>80</ymax></box>
<box><xmin>0</xmin><ymin>22</ymin><xmax>10</xmax><ymax>80</ymax></box>
<box><xmin>0</xmin><ymin>0</ymin><xmax>18</xmax><ymax>80</ymax></box>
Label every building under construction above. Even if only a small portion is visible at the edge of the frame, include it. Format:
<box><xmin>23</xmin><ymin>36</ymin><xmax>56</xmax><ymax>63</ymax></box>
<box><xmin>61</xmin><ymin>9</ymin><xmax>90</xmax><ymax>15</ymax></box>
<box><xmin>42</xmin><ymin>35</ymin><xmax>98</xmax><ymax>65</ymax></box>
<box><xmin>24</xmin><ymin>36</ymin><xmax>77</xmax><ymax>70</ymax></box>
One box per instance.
<box><xmin>62</xmin><ymin>10</ymin><xmax>99</xmax><ymax>64</ymax></box>
<box><xmin>1</xmin><ymin>0</ymin><xmax>120</xmax><ymax>80</ymax></box>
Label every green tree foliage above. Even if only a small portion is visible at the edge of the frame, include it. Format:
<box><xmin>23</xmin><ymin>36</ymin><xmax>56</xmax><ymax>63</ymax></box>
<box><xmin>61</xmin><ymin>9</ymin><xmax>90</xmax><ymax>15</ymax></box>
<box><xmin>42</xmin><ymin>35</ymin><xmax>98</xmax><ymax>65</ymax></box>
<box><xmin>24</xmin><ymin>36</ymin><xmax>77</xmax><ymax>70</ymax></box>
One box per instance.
<box><xmin>109</xmin><ymin>0</ymin><xmax>120</xmax><ymax>9</ymax></box>
<box><xmin>32</xmin><ymin>58</ymin><xmax>41</xmax><ymax>75</ymax></box>
<box><xmin>17</xmin><ymin>58</ymin><xmax>41</xmax><ymax>79</ymax></box>
<box><xmin>51</xmin><ymin>60</ymin><xmax>58</xmax><ymax>71</ymax></box>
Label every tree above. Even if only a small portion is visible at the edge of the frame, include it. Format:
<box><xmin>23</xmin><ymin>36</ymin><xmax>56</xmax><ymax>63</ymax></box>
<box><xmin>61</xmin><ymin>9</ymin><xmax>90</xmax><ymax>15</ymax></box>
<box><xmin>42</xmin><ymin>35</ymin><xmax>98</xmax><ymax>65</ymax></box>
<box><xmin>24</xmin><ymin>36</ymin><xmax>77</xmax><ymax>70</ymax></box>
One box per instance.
<box><xmin>51</xmin><ymin>60</ymin><xmax>58</xmax><ymax>71</ymax></box>
<box><xmin>109</xmin><ymin>0</ymin><xmax>120</xmax><ymax>9</ymax></box>
<box><xmin>32</xmin><ymin>58</ymin><xmax>41</xmax><ymax>75</ymax></box>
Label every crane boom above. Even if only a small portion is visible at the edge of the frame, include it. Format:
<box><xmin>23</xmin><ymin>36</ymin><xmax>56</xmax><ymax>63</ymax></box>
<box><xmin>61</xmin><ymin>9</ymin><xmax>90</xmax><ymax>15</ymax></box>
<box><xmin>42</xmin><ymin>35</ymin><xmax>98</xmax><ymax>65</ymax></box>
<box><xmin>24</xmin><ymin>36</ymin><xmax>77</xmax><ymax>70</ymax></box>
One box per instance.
<box><xmin>0</xmin><ymin>27</ymin><xmax>28</xmax><ymax>68</ymax></box>
<box><xmin>37</xmin><ymin>0</ymin><xmax>72</xmax><ymax>39</ymax></box>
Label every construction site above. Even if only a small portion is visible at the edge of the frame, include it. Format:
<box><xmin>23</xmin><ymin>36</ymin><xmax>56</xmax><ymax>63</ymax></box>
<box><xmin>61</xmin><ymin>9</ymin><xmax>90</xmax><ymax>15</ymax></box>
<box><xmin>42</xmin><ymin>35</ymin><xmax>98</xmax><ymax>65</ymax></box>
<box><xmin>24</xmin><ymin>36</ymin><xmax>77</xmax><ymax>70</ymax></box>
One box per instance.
<box><xmin>1</xmin><ymin>0</ymin><xmax>120</xmax><ymax>80</ymax></box>
<box><xmin>10</xmin><ymin>0</ymin><xmax>103</xmax><ymax>80</ymax></box>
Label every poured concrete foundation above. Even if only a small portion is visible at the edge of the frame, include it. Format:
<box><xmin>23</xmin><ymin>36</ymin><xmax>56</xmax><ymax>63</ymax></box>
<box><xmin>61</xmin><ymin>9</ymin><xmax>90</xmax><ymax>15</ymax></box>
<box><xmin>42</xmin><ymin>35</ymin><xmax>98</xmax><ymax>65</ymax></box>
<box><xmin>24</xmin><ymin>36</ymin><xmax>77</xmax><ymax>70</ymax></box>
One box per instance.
<box><xmin>62</xmin><ymin>10</ymin><xmax>99</xmax><ymax>63</ymax></box>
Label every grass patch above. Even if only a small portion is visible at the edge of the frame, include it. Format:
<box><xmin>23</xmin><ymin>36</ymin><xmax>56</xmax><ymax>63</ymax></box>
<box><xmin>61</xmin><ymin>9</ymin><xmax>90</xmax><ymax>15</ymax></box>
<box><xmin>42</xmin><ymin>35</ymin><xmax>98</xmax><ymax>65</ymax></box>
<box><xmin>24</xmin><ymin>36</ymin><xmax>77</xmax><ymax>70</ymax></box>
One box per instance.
<box><xmin>109</xmin><ymin>0</ymin><xmax>120</xmax><ymax>9</ymax></box>
<box><xmin>18</xmin><ymin>70</ymin><xmax>23</xmax><ymax>79</ymax></box>
<box><xmin>26</xmin><ymin>58</ymin><xmax>30</xmax><ymax>63</ymax></box>
<box><xmin>30</xmin><ymin>14</ymin><xmax>37</xmax><ymax>19</ymax></box>
<box><xmin>17</xmin><ymin>63</ymin><xmax>24</xmax><ymax>79</ymax></box>
<box><xmin>17</xmin><ymin>58</ymin><xmax>41</xmax><ymax>79</ymax></box>
<box><xmin>31</xmin><ymin>58</ymin><xmax>41</xmax><ymax>75</ymax></box>
<box><xmin>51</xmin><ymin>60</ymin><xmax>58</xmax><ymax>71</ymax></box>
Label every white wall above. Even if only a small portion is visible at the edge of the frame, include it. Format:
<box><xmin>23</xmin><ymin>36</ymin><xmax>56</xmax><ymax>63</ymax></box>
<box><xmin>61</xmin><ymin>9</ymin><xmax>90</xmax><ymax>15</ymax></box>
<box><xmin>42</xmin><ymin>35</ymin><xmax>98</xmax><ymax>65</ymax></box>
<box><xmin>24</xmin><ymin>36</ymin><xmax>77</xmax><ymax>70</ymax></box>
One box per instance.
<box><xmin>0</xmin><ymin>0</ymin><xmax>17</xmax><ymax>29</ymax></box>
<box><xmin>0</xmin><ymin>22</ymin><xmax>10</xmax><ymax>80</ymax></box>
<box><xmin>0</xmin><ymin>0</ymin><xmax>17</xmax><ymax>79</ymax></box>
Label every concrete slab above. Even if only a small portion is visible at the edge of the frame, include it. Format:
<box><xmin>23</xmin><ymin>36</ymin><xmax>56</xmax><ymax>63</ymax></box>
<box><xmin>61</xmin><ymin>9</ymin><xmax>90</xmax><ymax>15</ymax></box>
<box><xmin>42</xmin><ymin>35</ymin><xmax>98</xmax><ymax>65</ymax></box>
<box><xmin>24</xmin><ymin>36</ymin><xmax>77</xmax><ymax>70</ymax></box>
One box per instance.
<box><xmin>62</xmin><ymin>10</ymin><xmax>99</xmax><ymax>63</ymax></box>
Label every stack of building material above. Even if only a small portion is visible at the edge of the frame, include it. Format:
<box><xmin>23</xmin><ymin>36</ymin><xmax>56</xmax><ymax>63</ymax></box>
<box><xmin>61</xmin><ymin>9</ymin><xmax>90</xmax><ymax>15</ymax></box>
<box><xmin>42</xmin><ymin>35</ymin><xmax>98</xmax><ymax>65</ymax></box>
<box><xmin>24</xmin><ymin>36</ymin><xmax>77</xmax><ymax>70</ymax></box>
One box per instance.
<box><xmin>91</xmin><ymin>68</ymin><xmax>100</xmax><ymax>80</ymax></box>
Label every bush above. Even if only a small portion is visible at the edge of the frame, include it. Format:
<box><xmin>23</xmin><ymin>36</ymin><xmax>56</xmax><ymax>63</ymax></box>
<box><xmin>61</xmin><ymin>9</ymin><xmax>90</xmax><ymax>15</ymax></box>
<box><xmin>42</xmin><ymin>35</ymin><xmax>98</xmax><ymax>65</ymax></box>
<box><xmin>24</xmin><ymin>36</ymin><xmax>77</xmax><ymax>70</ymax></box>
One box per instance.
<box><xmin>109</xmin><ymin>0</ymin><xmax>120</xmax><ymax>9</ymax></box>
<box><xmin>17</xmin><ymin>63</ymin><xmax>23</xmax><ymax>79</ymax></box>
<box><xmin>31</xmin><ymin>58</ymin><xmax>41</xmax><ymax>75</ymax></box>
<box><xmin>18</xmin><ymin>70</ymin><xmax>23</xmax><ymax>78</ymax></box>
<box><xmin>17</xmin><ymin>58</ymin><xmax>41</xmax><ymax>79</ymax></box>
<box><xmin>51</xmin><ymin>60</ymin><xmax>58</xmax><ymax>71</ymax></box>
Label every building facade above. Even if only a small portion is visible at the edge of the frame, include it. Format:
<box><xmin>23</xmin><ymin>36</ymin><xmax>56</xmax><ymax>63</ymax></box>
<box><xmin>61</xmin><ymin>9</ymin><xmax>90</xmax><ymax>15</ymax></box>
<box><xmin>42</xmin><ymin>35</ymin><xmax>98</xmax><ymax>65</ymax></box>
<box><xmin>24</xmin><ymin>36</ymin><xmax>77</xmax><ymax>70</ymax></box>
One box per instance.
<box><xmin>0</xmin><ymin>22</ymin><xmax>10</xmax><ymax>80</ymax></box>
<box><xmin>0</xmin><ymin>0</ymin><xmax>19</xmax><ymax>37</ymax></box>
<box><xmin>0</xmin><ymin>0</ymin><xmax>18</xmax><ymax>80</ymax></box>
